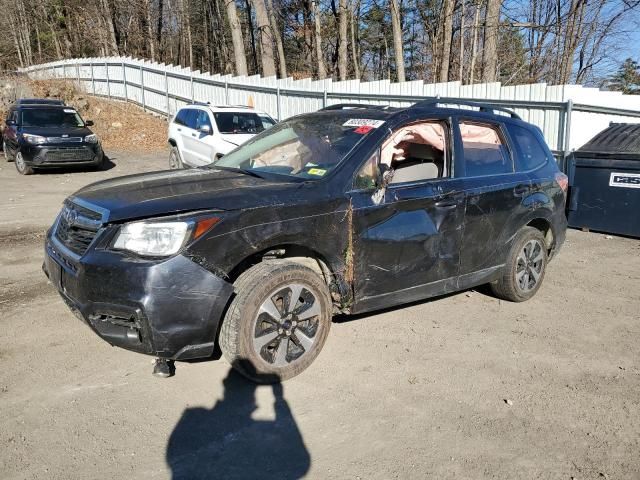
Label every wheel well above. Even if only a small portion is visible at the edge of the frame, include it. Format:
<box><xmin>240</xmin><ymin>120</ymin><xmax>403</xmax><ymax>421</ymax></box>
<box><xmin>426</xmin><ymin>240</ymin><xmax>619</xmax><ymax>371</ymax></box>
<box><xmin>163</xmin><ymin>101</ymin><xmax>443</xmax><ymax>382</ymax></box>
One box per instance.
<box><xmin>527</xmin><ymin>218</ymin><xmax>554</xmax><ymax>250</ymax></box>
<box><xmin>168</xmin><ymin>138</ymin><xmax>177</xmax><ymax>147</ymax></box>
<box><xmin>228</xmin><ymin>245</ymin><xmax>334</xmax><ymax>285</ymax></box>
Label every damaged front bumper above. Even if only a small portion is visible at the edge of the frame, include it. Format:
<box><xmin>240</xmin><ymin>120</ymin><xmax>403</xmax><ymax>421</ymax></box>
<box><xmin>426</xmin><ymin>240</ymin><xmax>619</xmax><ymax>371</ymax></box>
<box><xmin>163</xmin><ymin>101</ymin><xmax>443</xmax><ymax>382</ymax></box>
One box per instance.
<box><xmin>43</xmin><ymin>232</ymin><xmax>234</xmax><ymax>360</ymax></box>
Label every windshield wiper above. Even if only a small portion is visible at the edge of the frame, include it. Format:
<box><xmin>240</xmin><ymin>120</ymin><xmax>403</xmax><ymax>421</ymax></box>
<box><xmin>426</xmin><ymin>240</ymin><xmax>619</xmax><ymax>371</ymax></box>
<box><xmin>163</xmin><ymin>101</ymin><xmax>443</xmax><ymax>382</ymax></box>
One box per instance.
<box><xmin>211</xmin><ymin>165</ymin><xmax>265</xmax><ymax>179</ymax></box>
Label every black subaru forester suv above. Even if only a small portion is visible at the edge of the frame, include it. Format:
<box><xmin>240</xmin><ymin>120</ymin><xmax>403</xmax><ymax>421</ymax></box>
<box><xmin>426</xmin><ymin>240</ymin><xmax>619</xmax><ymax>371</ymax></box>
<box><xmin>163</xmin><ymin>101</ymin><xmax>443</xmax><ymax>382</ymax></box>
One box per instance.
<box><xmin>43</xmin><ymin>100</ymin><xmax>568</xmax><ymax>382</ymax></box>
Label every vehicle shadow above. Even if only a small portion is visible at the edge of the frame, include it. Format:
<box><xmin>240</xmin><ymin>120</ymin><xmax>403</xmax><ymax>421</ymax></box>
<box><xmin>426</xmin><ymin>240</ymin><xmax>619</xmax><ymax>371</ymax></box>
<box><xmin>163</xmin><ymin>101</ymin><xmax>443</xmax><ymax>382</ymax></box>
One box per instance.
<box><xmin>33</xmin><ymin>154</ymin><xmax>116</xmax><ymax>174</ymax></box>
<box><xmin>166</xmin><ymin>365</ymin><xmax>310</xmax><ymax>480</ymax></box>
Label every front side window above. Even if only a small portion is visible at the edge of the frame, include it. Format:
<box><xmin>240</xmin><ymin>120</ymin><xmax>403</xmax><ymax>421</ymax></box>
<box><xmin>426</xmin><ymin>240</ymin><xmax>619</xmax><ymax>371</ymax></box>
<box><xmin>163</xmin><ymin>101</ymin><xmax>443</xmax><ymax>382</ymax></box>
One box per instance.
<box><xmin>380</xmin><ymin>121</ymin><xmax>448</xmax><ymax>184</ymax></box>
<box><xmin>213</xmin><ymin>113</ymin><xmax>381</xmax><ymax>180</ymax></box>
<box><xmin>20</xmin><ymin>108</ymin><xmax>84</xmax><ymax>128</ymax></box>
<box><xmin>460</xmin><ymin>121</ymin><xmax>512</xmax><ymax>176</ymax></box>
<box><xmin>507</xmin><ymin>124</ymin><xmax>548</xmax><ymax>171</ymax></box>
<box><xmin>196</xmin><ymin>111</ymin><xmax>212</xmax><ymax>130</ymax></box>
<box><xmin>214</xmin><ymin>112</ymin><xmax>265</xmax><ymax>134</ymax></box>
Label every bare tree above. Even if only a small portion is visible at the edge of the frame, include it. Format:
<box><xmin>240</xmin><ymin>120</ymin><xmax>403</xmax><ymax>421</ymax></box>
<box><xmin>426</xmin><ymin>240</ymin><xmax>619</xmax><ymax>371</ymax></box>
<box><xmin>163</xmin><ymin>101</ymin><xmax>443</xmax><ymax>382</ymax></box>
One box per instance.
<box><xmin>224</xmin><ymin>0</ymin><xmax>248</xmax><ymax>75</ymax></box>
<box><xmin>251</xmin><ymin>0</ymin><xmax>277</xmax><ymax>76</ymax></box>
<box><xmin>311</xmin><ymin>0</ymin><xmax>327</xmax><ymax>79</ymax></box>
<box><xmin>482</xmin><ymin>0</ymin><xmax>502</xmax><ymax>81</ymax></box>
<box><xmin>390</xmin><ymin>0</ymin><xmax>405</xmax><ymax>81</ymax></box>
<box><xmin>338</xmin><ymin>0</ymin><xmax>348</xmax><ymax>80</ymax></box>
<box><xmin>439</xmin><ymin>0</ymin><xmax>455</xmax><ymax>82</ymax></box>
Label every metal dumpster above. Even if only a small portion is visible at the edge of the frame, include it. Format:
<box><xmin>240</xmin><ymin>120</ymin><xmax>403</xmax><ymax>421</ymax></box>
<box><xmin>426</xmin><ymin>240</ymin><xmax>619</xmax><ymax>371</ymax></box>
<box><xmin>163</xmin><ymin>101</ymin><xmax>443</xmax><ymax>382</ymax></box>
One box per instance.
<box><xmin>566</xmin><ymin>123</ymin><xmax>640</xmax><ymax>237</ymax></box>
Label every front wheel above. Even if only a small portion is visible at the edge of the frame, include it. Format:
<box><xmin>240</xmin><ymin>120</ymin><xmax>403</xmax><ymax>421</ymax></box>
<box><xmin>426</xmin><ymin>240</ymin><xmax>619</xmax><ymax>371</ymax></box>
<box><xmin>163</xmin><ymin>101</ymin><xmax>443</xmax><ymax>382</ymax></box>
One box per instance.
<box><xmin>219</xmin><ymin>260</ymin><xmax>332</xmax><ymax>383</ymax></box>
<box><xmin>15</xmin><ymin>152</ymin><xmax>34</xmax><ymax>175</ymax></box>
<box><xmin>490</xmin><ymin>226</ymin><xmax>548</xmax><ymax>302</ymax></box>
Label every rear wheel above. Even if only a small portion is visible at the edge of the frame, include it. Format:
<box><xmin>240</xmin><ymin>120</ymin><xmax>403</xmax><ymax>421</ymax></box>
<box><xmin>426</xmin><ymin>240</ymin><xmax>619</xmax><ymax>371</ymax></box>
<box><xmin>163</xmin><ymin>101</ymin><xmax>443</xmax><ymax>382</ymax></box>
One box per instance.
<box><xmin>14</xmin><ymin>152</ymin><xmax>34</xmax><ymax>175</ymax></box>
<box><xmin>490</xmin><ymin>226</ymin><xmax>548</xmax><ymax>302</ymax></box>
<box><xmin>169</xmin><ymin>146</ymin><xmax>183</xmax><ymax>169</ymax></box>
<box><xmin>219</xmin><ymin>260</ymin><xmax>332</xmax><ymax>383</ymax></box>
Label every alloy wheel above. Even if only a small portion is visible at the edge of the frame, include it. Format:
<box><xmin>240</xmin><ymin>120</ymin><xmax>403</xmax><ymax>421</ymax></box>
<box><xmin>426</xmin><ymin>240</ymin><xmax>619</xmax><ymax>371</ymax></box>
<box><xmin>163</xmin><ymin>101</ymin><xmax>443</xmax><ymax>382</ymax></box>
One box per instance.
<box><xmin>252</xmin><ymin>283</ymin><xmax>321</xmax><ymax>367</ymax></box>
<box><xmin>515</xmin><ymin>239</ymin><xmax>545</xmax><ymax>292</ymax></box>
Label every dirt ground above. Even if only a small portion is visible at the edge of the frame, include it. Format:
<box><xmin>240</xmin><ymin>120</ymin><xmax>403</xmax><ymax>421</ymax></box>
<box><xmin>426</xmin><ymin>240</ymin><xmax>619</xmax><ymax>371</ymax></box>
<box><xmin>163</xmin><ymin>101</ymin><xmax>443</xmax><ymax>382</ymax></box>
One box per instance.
<box><xmin>1</xmin><ymin>150</ymin><xmax>639</xmax><ymax>480</ymax></box>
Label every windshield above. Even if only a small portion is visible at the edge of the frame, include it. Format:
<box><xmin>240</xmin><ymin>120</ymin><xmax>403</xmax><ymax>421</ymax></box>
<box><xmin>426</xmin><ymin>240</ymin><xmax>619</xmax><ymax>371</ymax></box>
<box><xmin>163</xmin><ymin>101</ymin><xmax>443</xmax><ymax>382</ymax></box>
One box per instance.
<box><xmin>213</xmin><ymin>113</ymin><xmax>385</xmax><ymax>180</ymax></box>
<box><xmin>21</xmin><ymin>108</ymin><xmax>84</xmax><ymax>128</ymax></box>
<box><xmin>214</xmin><ymin>112</ymin><xmax>264</xmax><ymax>134</ymax></box>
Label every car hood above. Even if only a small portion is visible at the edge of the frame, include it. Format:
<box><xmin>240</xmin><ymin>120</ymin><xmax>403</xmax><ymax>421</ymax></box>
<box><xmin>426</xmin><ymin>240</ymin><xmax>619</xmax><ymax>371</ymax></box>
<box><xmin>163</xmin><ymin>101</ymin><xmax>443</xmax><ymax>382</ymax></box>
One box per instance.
<box><xmin>22</xmin><ymin>126</ymin><xmax>93</xmax><ymax>138</ymax></box>
<box><xmin>70</xmin><ymin>168</ymin><xmax>299</xmax><ymax>222</ymax></box>
<box><xmin>219</xmin><ymin>133</ymin><xmax>254</xmax><ymax>146</ymax></box>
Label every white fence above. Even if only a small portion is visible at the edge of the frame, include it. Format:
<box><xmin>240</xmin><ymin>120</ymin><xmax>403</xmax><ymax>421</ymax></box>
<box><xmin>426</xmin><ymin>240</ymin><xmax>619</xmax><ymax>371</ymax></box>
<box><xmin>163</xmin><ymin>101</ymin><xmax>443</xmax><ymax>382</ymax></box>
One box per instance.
<box><xmin>21</xmin><ymin>56</ymin><xmax>640</xmax><ymax>154</ymax></box>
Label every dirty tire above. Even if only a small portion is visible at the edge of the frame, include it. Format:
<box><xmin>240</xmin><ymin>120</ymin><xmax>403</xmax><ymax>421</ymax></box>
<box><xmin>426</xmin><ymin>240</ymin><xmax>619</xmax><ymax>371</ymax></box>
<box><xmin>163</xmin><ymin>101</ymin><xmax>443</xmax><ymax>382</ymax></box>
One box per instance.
<box><xmin>14</xmin><ymin>152</ymin><xmax>34</xmax><ymax>175</ymax></box>
<box><xmin>169</xmin><ymin>146</ymin><xmax>183</xmax><ymax>170</ymax></box>
<box><xmin>490</xmin><ymin>226</ymin><xmax>548</xmax><ymax>302</ymax></box>
<box><xmin>220</xmin><ymin>260</ymin><xmax>332</xmax><ymax>383</ymax></box>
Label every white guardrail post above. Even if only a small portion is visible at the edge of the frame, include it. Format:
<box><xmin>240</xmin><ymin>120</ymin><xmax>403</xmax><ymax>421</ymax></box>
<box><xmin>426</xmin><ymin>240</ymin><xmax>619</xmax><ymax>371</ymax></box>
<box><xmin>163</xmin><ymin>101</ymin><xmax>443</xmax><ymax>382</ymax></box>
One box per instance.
<box><xmin>165</xmin><ymin>69</ymin><xmax>170</xmax><ymax>118</ymax></box>
<box><xmin>122</xmin><ymin>61</ymin><xmax>128</xmax><ymax>100</ymax></box>
<box><xmin>140</xmin><ymin>64</ymin><xmax>146</xmax><ymax>112</ymax></box>
<box><xmin>90</xmin><ymin>60</ymin><xmax>95</xmax><ymax>95</ymax></box>
<box><xmin>105</xmin><ymin>61</ymin><xmax>111</xmax><ymax>99</ymax></box>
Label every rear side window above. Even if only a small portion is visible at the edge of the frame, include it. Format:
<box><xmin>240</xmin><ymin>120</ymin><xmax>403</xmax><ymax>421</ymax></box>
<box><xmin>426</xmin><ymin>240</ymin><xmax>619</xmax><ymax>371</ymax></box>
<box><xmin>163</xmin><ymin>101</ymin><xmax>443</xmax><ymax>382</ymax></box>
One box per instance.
<box><xmin>174</xmin><ymin>109</ymin><xmax>189</xmax><ymax>126</ymax></box>
<box><xmin>460</xmin><ymin>121</ymin><xmax>512</xmax><ymax>176</ymax></box>
<box><xmin>508</xmin><ymin>124</ymin><xmax>549</xmax><ymax>171</ymax></box>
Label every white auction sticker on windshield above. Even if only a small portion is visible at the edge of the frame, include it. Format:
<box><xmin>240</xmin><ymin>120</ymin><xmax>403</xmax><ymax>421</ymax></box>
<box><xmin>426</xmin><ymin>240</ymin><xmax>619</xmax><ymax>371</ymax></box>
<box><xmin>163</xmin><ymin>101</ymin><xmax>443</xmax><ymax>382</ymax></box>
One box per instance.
<box><xmin>343</xmin><ymin>118</ymin><xmax>385</xmax><ymax>128</ymax></box>
<box><xmin>63</xmin><ymin>108</ymin><xmax>76</xmax><ymax>113</ymax></box>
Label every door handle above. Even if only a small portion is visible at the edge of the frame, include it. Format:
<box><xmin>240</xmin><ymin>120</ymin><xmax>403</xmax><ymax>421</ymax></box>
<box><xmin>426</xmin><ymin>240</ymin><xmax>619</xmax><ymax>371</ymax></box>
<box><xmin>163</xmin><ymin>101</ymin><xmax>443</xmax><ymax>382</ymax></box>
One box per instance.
<box><xmin>191</xmin><ymin>133</ymin><xmax>196</xmax><ymax>137</ymax></box>
<box><xmin>177</xmin><ymin>128</ymin><xmax>182</xmax><ymax>132</ymax></box>
<box><xmin>513</xmin><ymin>184</ymin><xmax>530</xmax><ymax>196</ymax></box>
<box><xmin>435</xmin><ymin>200</ymin><xmax>458</xmax><ymax>210</ymax></box>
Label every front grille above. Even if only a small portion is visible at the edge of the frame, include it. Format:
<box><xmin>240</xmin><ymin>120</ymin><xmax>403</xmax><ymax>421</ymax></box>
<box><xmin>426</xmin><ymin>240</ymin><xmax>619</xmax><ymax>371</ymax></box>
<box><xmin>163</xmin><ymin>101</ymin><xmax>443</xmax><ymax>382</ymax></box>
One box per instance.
<box><xmin>54</xmin><ymin>202</ymin><xmax>103</xmax><ymax>256</ymax></box>
<box><xmin>42</xmin><ymin>147</ymin><xmax>94</xmax><ymax>162</ymax></box>
<box><xmin>46</xmin><ymin>136</ymin><xmax>82</xmax><ymax>143</ymax></box>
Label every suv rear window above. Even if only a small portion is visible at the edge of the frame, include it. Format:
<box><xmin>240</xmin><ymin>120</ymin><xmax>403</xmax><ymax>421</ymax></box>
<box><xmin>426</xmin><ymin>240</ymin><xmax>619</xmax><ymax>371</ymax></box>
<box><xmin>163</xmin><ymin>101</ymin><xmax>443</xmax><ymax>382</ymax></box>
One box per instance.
<box><xmin>214</xmin><ymin>112</ymin><xmax>264</xmax><ymax>134</ymax></box>
<box><xmin>460</xmin><ymin>122</ymin><xmax>512</xmax><ymax>176</ymax></box>
<box><xmin>508</xmin><ymin>124</ymin><xmax>548</xmax><ymax>171</ymax></box>
<box><xmin>20</xmin><ymin>108</ymin><xmax>84</xmax><ymax>128</ymax></box>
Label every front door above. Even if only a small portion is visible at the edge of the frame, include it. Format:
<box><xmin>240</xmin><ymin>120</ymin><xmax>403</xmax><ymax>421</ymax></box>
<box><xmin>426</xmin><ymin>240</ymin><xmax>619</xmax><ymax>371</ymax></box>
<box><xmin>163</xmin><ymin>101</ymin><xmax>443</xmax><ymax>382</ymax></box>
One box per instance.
<box><xmin>348</xmin><ymin>118</ymin><xmax>466</xmax><ymax>312</ymax></box>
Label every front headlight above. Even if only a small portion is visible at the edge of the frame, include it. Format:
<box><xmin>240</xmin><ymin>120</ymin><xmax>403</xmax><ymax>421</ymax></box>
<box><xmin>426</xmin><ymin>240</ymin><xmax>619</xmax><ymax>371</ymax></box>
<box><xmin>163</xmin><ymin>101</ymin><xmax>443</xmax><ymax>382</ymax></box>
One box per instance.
<box><xmin>23</xmin><ymin>133</ymin><xmax>46</xmax><ymax>145</ymax></box>
<box><xmin>113</xmin><ymin>221</ymin><xmax>190</xmax><ymax>257</ymax></box>
<box><xmin>84</xmin><ymin>134</ymin><xmax>98</xmax><ymax>144</ymax></box>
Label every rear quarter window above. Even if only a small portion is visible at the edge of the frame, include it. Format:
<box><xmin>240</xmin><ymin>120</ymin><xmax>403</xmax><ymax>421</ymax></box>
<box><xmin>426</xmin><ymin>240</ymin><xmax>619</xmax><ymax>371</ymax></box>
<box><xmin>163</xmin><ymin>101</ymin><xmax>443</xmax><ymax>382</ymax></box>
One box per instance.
<box><xmin>508</xmin><ymin>124</ymin><xmax>549</xmax><ymax>171</ymax></box>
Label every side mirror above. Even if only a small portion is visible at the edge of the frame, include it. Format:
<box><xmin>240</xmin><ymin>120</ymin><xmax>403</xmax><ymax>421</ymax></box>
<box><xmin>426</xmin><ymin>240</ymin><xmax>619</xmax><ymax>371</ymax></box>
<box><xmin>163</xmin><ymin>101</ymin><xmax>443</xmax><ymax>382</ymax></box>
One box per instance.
<box><xmin>85</xmin><ymin>120</ymin><xmax>94</xmax><ymax>126</ymax></box>
<box><xmin>198</xmin><ymin>125</ymin><xmax>212</xmax><ymax>135</ymax></box>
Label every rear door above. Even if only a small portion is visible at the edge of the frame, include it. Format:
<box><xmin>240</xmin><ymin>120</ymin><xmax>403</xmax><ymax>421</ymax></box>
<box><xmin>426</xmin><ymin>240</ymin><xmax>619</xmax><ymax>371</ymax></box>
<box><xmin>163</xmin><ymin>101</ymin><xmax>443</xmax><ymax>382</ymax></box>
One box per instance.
<box><xmin>179</xmin><ymin>109</ymin><xmax>200</xmax><ymax>166</ymax></box>
<box><xmin>456</xmin><ymin>118</ymin><xmax>531</xmax><ymax>278</ymax></box>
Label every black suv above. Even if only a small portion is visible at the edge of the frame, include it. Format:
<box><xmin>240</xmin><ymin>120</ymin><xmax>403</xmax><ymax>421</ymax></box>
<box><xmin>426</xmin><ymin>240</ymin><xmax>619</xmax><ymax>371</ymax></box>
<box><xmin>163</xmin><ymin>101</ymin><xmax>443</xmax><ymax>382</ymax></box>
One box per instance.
<box><xmin>3</xmin><ymin>102</ymin><xmax>103</xmax><ymax>175</ymax></box>
<box><xmin>43</xmin><ymin>101</ymin><xmax>568</xmax><ymax>382</ymax></box>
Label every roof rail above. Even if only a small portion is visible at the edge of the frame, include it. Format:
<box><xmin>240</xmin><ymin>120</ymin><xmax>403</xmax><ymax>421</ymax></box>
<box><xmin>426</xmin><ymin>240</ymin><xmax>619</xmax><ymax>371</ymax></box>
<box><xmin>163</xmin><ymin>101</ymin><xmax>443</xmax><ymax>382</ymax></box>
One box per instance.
<box><xmin>189</xmin><ymin>101</ymin><xmax>211</xmax><ymax>106</ymax></box>
<box><xmin>412</xmin><ymin>98</ymin><xmax>521</xmax><ymax>119</ymax></box>
<box><xmin>320</xmin><ymin>103</ymin><xmax>400</xmax><ymax>111</ymax></box>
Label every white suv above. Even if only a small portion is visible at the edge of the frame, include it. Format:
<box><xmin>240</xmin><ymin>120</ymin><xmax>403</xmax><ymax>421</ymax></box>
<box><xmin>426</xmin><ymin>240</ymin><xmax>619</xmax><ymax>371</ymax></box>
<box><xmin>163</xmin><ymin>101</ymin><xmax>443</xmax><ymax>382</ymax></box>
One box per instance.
<box><xmin>167</xmin><ymin>104</ymin><xmax>276</xmax><ymax>168</ymax></box>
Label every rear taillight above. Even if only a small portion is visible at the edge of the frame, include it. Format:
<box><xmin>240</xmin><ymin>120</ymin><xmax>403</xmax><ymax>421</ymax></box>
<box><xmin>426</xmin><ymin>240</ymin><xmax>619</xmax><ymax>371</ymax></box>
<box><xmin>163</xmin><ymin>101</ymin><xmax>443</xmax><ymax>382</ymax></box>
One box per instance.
<box><xmin>555</xmin><ymin>172</ymin><xmax>569</xmax><ymax>193</ymax></box>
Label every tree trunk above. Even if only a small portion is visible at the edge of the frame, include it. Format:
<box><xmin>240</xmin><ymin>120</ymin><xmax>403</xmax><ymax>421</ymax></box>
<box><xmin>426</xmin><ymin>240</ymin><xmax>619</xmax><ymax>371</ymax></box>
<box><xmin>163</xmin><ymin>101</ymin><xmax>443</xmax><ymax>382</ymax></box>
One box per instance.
<box><xmin>311</xmin><ymin>0</ymin><xmax>327</xmax><ymax>79</ymax></box>
<box><xmin>350</xmin><ymin>1</ymin><xmax>361</xmax><ymax>79</ymax></box>
<box><xmin>439</xmin><ymin>0</ymin><xmax>454</xmax><ymax>82</ymax></box>
<box><xmin>459</xmin><ymin>0</ymin><xmax>465</xmax><ymax>81</ymax></box>
<box><xmin>482</xmin><ymin>0</ymin><xmax>502</xmax><ymax>82</ymax></box>
<box><xmin>469</xmin><ymin>1</ymin><xmax>480</xmax><ymax>84</ymax></box>
<box><xmin>100</xmin><ymin>0</ymin><xmax>119</xmax><ymax>55</ymax></box>
<box><xmin>390</xmin><ymin>0</ymin><xmax>405</xmax><ymax>82</ymax></box>
<box><xmin>251</xmin><ymin>0</ymin><xmax>276</xmax><ymax>76</ymax></box>
<box><xmin>144</xmin><ymin>0</ymin><xmax>156</xmax><ymax>61</ymax></box>
<box><xmin>224</xmin><ymin>0</ymin><xmax>248</xmax><ymax>75</ymax></box>
<box><xmin>266</xmin><ymin>0</ymin><xmax>287</xmax><ymax>77</ymax></box>
<box><xmin>338</xmin><ymin>0</ymin><xmax>348</xmax><ymax>80</ymax></box>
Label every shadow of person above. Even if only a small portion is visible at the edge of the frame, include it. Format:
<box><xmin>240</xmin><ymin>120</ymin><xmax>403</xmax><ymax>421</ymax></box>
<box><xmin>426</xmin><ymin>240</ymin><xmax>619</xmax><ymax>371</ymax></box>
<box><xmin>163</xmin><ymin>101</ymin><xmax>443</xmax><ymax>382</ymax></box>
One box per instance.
<box><xmin>166</xmin><ymin>365</ymin><xmax>310</xmax><ymax>480</ymax></box>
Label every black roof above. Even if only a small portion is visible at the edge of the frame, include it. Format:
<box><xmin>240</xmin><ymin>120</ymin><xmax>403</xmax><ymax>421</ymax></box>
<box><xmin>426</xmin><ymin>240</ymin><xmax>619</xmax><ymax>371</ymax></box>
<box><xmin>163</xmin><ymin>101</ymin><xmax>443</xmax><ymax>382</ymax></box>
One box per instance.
<box><xmin>579</xmin><ymin>123</ymin><xmax>640</xmax><ymax>154</ymax></box>
<box><xmin>13</xmin><ymin>98</ymin><xmax>65</xmax><ymax>106</ymax></box>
